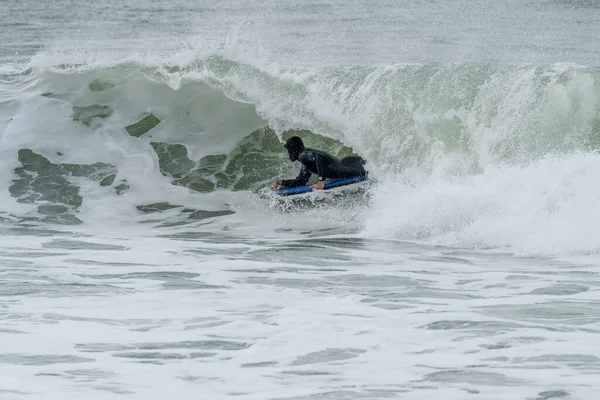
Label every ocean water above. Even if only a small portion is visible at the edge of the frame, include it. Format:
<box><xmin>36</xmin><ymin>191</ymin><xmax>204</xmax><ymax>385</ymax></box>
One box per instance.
<box><xmin>2</xmin><ymin>0</ymin><xmax>600</xmax><ymax>399</ymax></box>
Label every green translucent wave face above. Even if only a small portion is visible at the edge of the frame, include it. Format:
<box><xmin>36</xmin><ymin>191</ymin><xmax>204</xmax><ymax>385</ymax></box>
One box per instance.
<box><xmin>150</xmin><ymin>127</ymin><xmax>362</xmax><ymax>192</ymax></box>
<box><xmin>8</xmin><ymin>126</ymin><xmax>361</xmax><ymax>224</ymax></box>
<box><xmin>9</xmin><ymin>149</ymin><xmax>123</xmax><ymax>225</ymax></box>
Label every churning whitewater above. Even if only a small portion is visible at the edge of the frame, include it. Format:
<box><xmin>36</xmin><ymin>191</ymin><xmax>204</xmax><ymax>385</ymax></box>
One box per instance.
<box><xmin>2</xmin><ymin>0</ymin><xmax>600</xmax><ymax>399</ymax></box>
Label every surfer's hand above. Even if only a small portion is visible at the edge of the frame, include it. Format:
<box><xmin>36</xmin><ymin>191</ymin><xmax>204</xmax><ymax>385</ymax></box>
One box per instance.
<box><xmin>311</xmin><ymin>181</ymin><xmax>325</xmax><ymax>190</ymax></box>
<box><xmin>271</xmin><ymin>178</ymin><xmax>282</xmax><ymax>190</ymax></box>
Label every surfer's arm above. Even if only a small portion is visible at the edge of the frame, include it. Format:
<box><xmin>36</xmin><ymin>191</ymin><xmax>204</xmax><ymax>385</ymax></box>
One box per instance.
<box><xmin>315</xmin><ymin>154</ymin><xmax>327</xmax><ymax>182</ymax></box>
<box><xmin>270</xmin><ymin>178</ymin><xmax>283</xmax><ymax>190</ymax></box>
<box><xmin>281</xmin><ymin>166</ymin><xmax>311</xmax><ymax>187</ymax></box>
<box><xmin>311</xmin><ymin>180</ymin><xmax>325</xmax><ymax>190</ymax></box>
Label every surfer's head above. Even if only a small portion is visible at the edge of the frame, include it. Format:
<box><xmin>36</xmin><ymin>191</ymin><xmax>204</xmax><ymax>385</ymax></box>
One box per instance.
<box><xmin>283</xmin><ymin>136</ymin><xmax>304</xmax><ymax>161</ymax></box>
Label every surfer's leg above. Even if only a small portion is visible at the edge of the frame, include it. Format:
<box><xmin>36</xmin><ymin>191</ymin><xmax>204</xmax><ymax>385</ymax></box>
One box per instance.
<box><xmin>336</xmin><ymin>156</ymin><xmax>367</xmax><ymax>177</ymax></box>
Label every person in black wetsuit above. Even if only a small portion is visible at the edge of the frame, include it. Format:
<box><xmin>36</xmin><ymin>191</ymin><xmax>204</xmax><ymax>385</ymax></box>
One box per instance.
<box><xmin>270</xmin><ymin>136</ymin><xmax>367</xmax><ymax>190</ymax></box>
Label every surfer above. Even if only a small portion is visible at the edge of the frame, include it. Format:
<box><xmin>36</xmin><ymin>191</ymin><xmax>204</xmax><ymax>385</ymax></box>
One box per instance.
<box><xmin>270</xmin><ymin>136</ymin><xmax>367</xmax><ymax>190</ymax></box>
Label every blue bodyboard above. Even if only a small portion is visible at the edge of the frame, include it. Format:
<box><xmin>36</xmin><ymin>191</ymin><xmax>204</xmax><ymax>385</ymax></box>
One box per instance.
<box><xmin>274</xmin><ymin>176</ymin><xmax>366</xmax><ymax>197</ymax></box>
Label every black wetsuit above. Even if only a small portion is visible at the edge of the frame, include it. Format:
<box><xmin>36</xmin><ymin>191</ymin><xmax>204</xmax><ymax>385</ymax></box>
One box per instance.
<box><xmin>281</xmin><ymin>148</ymin><xmax>367</xmax><ymax>188</ymax></box>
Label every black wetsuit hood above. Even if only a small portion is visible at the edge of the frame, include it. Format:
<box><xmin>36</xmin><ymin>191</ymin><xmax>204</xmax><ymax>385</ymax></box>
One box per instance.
<box><xmin>283</xmin><ymin>136</ymin><xmax>305</xmax><ymax>161</ymax></box>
